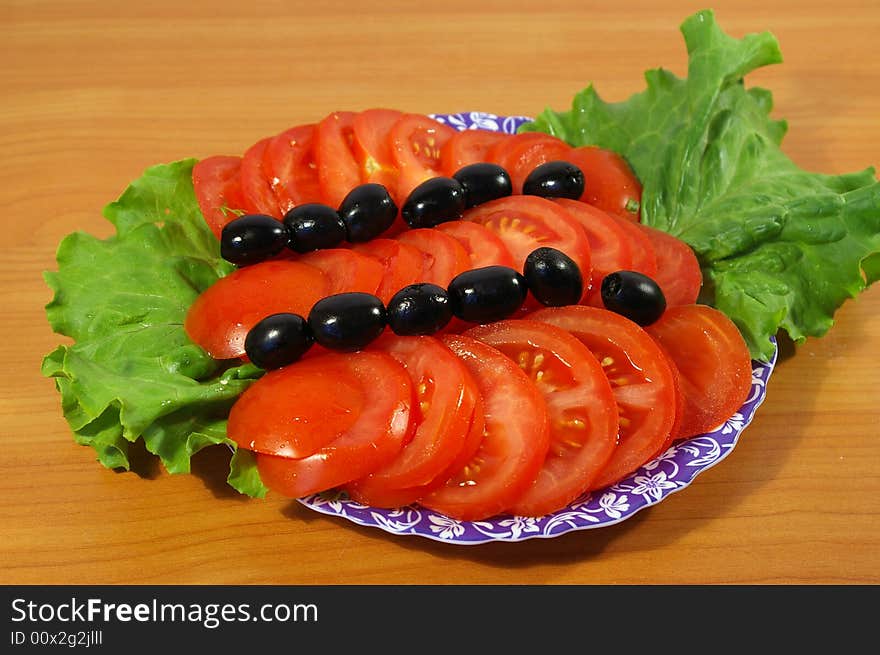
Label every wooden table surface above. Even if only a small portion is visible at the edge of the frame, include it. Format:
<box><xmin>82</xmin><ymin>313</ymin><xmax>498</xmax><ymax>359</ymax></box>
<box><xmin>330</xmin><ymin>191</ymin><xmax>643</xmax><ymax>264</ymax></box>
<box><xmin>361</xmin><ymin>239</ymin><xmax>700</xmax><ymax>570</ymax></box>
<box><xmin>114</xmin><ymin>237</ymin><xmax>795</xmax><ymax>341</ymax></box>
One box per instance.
<box><xmin>3</xmin><ymin>0</ymin><xmax>878</xmax><ymax>585</ymax></box>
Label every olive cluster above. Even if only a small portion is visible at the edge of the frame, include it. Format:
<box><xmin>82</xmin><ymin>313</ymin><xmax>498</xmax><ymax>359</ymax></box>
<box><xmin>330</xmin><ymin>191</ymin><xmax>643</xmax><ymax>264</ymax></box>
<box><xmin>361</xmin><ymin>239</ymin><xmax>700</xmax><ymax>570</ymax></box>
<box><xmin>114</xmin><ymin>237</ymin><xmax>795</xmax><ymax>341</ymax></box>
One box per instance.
<box><xmin>219</xmin><ymin>160</ymin><xmax>586</xmax><ymax>266</ymax></box>
<box><xmin>245</xmin><ymin>246</ymin><xmax>584</xmax><ymax>370</ymax></box>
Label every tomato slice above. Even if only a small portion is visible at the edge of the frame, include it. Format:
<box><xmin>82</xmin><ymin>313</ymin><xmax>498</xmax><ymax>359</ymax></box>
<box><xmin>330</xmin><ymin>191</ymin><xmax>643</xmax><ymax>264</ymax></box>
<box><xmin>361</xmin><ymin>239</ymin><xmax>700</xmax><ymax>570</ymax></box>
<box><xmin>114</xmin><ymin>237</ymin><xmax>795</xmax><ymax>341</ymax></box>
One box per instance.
<box><xmin>465</xmin><ymin>320</ymin><xmax>619</xmax><ymax>516</ymax></box>
<box><xmin>240</xmin><ymin>137</ymin><xmax>282</xmax><ymax>216</ymax></box>
<box><xmin>605</xmin><ymin>212</ymin><xmax>659</xmax><ymax>280</ymax></box>
<box><xmin>250</xmin><ymin>351</ymin><xmax>414</xmax><ymax>498</ymax></box>
<box><xmin>345</xmin><ymin>335</ymin><xmax>478</xmax><ymax>506</ymax></box>
<box><xmin>528</xmin><ymin>305</ymin><xmax>678</xmax><ymax>490</ymax></box>
<box><xmin>315</xmin><ymin>111</ymin><xmax>362</xmax><ymax>208</ymax></box>
<box><xmin>395</xmin><ymin>228</ymin><xmax>471</xmax><ymax>288</ymax></box>
<box><xmin>184</xmin><ymin>260</ymin><xmax>330</xmax><ymax>360</ymax></box>
<box><xmin>298</xmin><ymin>248</ymin><xmax>385</xmax><ymax>296</ymax></box>
<box><xmin>264</xmin><ymin>123</ymin><xmax>323</xmax><ymax>213</ymax></box>
<box><xmin>487</xmin><ymin>132</ymin><xmax>572</xmax><ymax>194</ymax></box>
<box><xmin>463</xmin><ymin>195</ymin><xmax>592</xmax><ymax>290</ymax></box>
<box><xmin>644</xmin><ymin>304</ymin><xmax>752</xmax><ymax>439</ymax></box>
<box><xmin>564</xmin><ymin>146</ymin><xmax>643</xmax><ymax>221</ymax></box>
<box><xmin>554</xmin><ymin>199</ymin><xmax>636</xmax><ymax>302</ymax></box>
<box><xmin>352</xmin><ymin>238</ymin><xmax>426</xmax><ymax>303</ymax></box>
<box><xmin>390</xmin><ymin>113</ymin><xmax>456</xmax><ymax>200</ymax></box>
<box><xmin>192</xmin><ymin>155</ymin><xmax>248</xmax><ymax>239</ymax></box>
<box><xmin>636</xmin><ymin>224</ymin><xmax>703</xmax><ymax>306</ymax></box>
<box><xmin>439</xmin><ymin>129</ymin><xmax>511</xmax><ymax>176</ymax></box>
<box><xmin>420</xmin><ymin>334</ymin><xmax>551</xmax><ymax>521</ymax></box>
<box><xmin>435</xmin><ymin>220</ymin><xmax>516</xmax><ymax>269</ymax></box>
<box><xmin>352</xmin><ymin>108</ymin><xmax>403</xmax><ymax>196</ymax></box>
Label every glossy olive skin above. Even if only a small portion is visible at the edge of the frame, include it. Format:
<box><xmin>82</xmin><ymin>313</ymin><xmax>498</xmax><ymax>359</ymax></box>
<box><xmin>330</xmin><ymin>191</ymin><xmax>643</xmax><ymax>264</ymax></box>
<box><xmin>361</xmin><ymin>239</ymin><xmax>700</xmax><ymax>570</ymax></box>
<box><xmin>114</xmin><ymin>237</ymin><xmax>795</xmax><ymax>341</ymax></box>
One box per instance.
<box><xmin>522</xmin><ymin>160</ymin><xmax>585</xmax><ymax>200</ymax></box>
<box><xmin>244</xmin><ymin>313</ymin><xmax>314</xmax><ymax>370</ymax></box>
<box><xmin>447</xmin><ymin>266</ymin><xmax>529</xmax><ymax>323</ymax></box>
<box><xmin>307</xmin><ymin>292</ymin><xmax>387</xmax><ymax>351</ymax></box>
<box><xmin>452</xmin><ymin>163</ymin><xmax>512</xmax><ymax>208</ymax></box>
<box><xmin>220</xmin><ymin>214</ymin><xmax>289</xmax><ymax>266</ymax></box>
<box><xmin>601</xmin><ymin>270</ymin><xmax>667</xmax><ymax>326</ymax></box>
<box><xmin>524</xmin><ymin>247</ymin><xmax>583</xmax><ymax>307</ymax></box>
<box><xmin>386</xmin><ymin>283</ymin><xmax>453</xmax><ymax>336</ymax></box>
<box><xmin>337</xmin><ymin>184</ymin><xmax>399</xmax><ymax>242</ymax></box>
<box><xmin>283</xmin><ymin>203</ymin><xmax>347</xmax><ymax>253</ymax></box>
<box><xmin>401</xmin><ymin>177</ymin><xmax>466</xmax><ymax>228</ymax></box>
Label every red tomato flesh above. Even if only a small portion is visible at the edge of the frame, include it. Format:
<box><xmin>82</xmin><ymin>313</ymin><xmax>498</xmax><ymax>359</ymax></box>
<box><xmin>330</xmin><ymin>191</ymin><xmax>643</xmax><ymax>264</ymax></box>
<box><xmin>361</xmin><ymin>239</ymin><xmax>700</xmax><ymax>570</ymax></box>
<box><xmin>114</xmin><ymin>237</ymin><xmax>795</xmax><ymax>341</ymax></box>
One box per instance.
<box><xmin>435</xmin><ymin>220</ymin><xmax>516</xmax><ymax>269</ymax></box>
<box><xmin>264</xmin><ymin>123</ymin><xmax>323</xmax><ymax>213</ymax></box>
<box><xmin>298</xmin><ymin>248</ymin><xmax>385</xmax><ymax>296</ymax></box>
<box><xmin>390</xmin><ymin>113</ymin><xmax>456</xmax><ymax>200</ymax></box>
<box><xmin>352</xmin><ymin>238</ymin><xmax>426</xmax><ymax>304</ymax></box>
<box><xmin>352</xmin><ymin>108</ymin><xmax>403</xmax><ymax>197</ymax></box>
<box><xmin>192</xmin><ymin>155</ymin><xmax>248</xmax><ymax>239</ymax></box>
<box><xmin>315</xmin><ymin>111</ymin><xmax>362</xmax><ymax>208</ymax></box>
<box><xmin>636</xmin><ymin>223</ymin><xmax>703</xmax><ymax>306</ymax></box>
<box><xmin>395</xmin><ymin>228</ymin><xmax>471</xmax><ymax>288</ymax></box>
<box><xmin>465</xmin><ymin>320</ymin><xmax>619</xmax><ymax>516</ymax></box>
<box><xmin>440</xmin><ymin>129</ymin><xmax>511</xmax><ymax>176</ymax></box>
<box><xmin>240</xmin><ymin>137</ymin><xmax>281</xmax><ymax>217</ymax></box>
<box><xmin>564</xmin><ymin>146</ymin><xmax>643</xmax><ymax>221</ymax></box>
<box><xmin>487</xmin><ymin>132</ymin><xmax>572</xmax><ymax>194</ymax></box>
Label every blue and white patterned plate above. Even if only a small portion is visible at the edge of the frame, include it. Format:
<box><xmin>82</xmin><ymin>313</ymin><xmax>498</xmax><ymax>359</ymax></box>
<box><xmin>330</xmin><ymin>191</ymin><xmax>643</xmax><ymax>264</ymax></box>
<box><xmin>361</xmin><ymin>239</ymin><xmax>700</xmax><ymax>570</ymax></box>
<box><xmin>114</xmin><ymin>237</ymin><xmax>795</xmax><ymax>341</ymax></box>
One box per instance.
<box><xmin>298</xmin><ymin>112</ymin><xmax>777</xmax><ymax>544</ymax></box>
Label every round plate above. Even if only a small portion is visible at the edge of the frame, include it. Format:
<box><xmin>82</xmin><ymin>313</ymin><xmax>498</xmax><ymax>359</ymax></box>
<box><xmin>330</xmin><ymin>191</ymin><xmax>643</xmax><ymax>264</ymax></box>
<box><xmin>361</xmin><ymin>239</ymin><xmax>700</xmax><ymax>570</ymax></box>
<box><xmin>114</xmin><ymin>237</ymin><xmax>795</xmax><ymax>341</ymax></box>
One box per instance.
<box><xmin>297</xmin><ymin>112</ymin><xmax>778</xmax><ymax>544</ymax></box>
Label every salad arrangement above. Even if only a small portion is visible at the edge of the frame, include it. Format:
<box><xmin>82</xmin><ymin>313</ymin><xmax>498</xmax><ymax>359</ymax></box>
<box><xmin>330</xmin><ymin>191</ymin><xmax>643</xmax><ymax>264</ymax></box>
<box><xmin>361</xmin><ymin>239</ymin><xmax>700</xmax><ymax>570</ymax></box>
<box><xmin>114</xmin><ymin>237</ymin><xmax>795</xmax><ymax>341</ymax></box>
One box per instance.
<box><xmin>42</xmin><ymin>11</ymin><xmax>879</xmax><ymax>539</ymax></box>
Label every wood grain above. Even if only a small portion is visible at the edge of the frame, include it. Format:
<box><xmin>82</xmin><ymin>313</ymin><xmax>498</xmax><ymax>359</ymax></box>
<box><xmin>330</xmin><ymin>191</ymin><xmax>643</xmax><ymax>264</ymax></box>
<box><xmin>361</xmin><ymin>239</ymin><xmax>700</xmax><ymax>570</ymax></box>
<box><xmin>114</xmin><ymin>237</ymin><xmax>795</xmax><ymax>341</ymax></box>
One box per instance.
<box><xmin>2</xmin><ymin>0</ymin><xmax>878</xmax><ymax>585</ymax></box>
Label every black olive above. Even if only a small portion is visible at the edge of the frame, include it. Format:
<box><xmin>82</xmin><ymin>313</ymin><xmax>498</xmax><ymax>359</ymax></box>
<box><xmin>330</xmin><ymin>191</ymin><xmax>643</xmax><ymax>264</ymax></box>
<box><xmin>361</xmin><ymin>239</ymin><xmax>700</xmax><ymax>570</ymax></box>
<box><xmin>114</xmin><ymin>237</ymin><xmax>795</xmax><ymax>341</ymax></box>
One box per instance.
<box><xmin>447</xmin><ymin>266</ymin><xmax>529</xmax><ymax>323</ymax></box>
<box><xmin>522</xmin><ymin>161</ymin><xmax>585</xmax><ymax>200</ymax></box>
<box><xmin>452</xmin><ymin>163</ymin><xmax>513</xmax><ymax>208</ymax></box>
<box><xmin>524</xmin><ymin>247</ymin><xmax>583</xmax><ymax>306</ymax></box>
<box><xmin>401</xmin><ymin>177</ymin><xmax>466</xmax><ymax>228</ymax></box>
<box><xmin>282</xmin><ymin>203</ymin><xmax>347</xmax><ymax>253</ymax></box>
<box><xmin>244</xmin><ymin>313</ymin><xmax>314</xmax><ymax>370</ymax></box>
<box><xmin>337</xmin><ymin>184</ymin><xmax>399</xmax><ymax>242</ymax></box>
<box><xmin>386</xmin><ymin>283</ymin><xmax>453</xmax><ymax>336</ymax></box>
<box><xmin>220</xmin><ymin>214</ymin><xmax>289</xmax><ymax>266</ymax></box>
<box><xmin>307</xmin><ymin>292</ymin><xmax>387</xmax><ymax>351</ymax></box>
<box><xmin>601</xmin><ymin>270</ymin><xmax>667</xmax><ymax>325</ymax></box>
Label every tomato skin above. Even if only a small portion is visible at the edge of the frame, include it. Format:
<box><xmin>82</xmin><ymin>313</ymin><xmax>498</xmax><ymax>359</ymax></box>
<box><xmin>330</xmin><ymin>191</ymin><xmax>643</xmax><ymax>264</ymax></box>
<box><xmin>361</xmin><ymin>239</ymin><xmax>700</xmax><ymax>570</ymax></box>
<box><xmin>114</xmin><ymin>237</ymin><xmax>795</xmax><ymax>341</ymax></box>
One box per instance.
<box><xmin>465</xmin><ymin>320</ymin><xmax>619</xmax><ymax>516</ymax></box>
<box><xmin>253</xmin><ymin>351</ymin><xmax>414</xmax><ymax>498</ymax></box>
<box><xmin>604</xmin><ymin>211</ymin><xmax>659</xmax><ymax>282</ymax></box>
<box><xmin>298</xmin><ymin>248</ymin><xmax>385</xmax><ymax>296</ymax></box>
<box><xmin>528</xmin><ymin>305</ymin><xmax>678</xmax><ymax>490</ymax></box>
<box><xmin>265</xmin><ymin>123</ymin><xmax>323</xmax><ymax>213</ymax></box>
<box><xmin>352</xmin><ymin>238</ymin><xmax>426</xmax><ymax>304</ymax></box>
<box><xmin>440</xmin><ymin>129</ymin><xmax>511</xmax><ymax>176</ymax></box>
<box><xmin>564</xmin><ymin>146</ymin><xmax>642</xmax><ymax>221</ymax></box>
<box><xmin>395</xmin><ymin>228</ymin><xmax>471</xmax><ymax>288</ymax></box>
<box><xmin>645</xmin><ymin>304</ymin><xmax>752</xmax><ymax>439</ymax></box>
<box><xmin>420</xmin><ymin>335</ymin><xmax>551</xmax><ymax>521</ymax></box>
<box><xmin>192</xmin><ymin>155</ymin><xmax>248</xmax><ymax>239</ymax></box>
<box><xmin>390</xmin><ymin>113</ymin><xmax>457</xmax><ymax>200</ymax></box>
<box><xmin>240</xmin><ymin>137</ymin><xmax>282</xmax><ymax>217</ymax></box>
<box><xmin>345</xmin><ymin>335</ymin><xmax>478</xmax><ymax>505</ymax></box>
<box><xmin>487</xmin><ymin>132</ymin><xmax>572</xmax><ymax>194</ymax></box>
<box><xmin>435</xmin><ymin>220</ymin><xmax>516</xmax><ymax>269</ymax></box>
<box><xmin>464</xmin><ymin>195</ymin><xmax>593</xmax><ymax>297</ymax></box>
<box><xmin>352</xmin><ymin>108</ymin><xmax>403</xmax><ymax>196</ymax></box>
<box><xmin>636</xmin><ymin>223</ymin><xmax>703</xmax><ymax>306</ymax></box>
<box><xmin>315</xmin><ymin>111</ymin><xmax>362</xmax><ymax>208</ymax></box>
<box><xmin>184</xmin><ymin>260</ymin><xmax>330</xmax><ymax>360</ymax></box>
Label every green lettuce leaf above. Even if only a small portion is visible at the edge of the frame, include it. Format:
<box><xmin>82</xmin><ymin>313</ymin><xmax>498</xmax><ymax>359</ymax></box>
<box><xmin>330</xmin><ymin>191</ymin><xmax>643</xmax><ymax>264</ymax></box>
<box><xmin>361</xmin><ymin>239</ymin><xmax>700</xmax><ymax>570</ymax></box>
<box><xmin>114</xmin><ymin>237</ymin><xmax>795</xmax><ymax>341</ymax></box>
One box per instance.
<box><xmin>521</xmin><ymin>9</ymin><xmax>880</xmax><ymax>361</ymax></box>
<box><xmin>42</xmin><ymin>159</ymin><xmax>267</xmax><ymax>497</ymax></box>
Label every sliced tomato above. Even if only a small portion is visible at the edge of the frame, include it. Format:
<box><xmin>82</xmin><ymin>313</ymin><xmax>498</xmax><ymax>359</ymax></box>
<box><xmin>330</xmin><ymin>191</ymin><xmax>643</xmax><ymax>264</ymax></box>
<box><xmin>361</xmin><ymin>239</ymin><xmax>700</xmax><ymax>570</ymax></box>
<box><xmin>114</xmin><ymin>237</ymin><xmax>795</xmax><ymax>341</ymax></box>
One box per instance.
<box><xmin>606</xmin><ymin>212</ymin><xmax>659</xmax><ymax>280</ymax></box>
<box><xmin>240</xmin><ymin>137</ymin><xmax>281</xmax><ymax>216</ymax></box>
<box><xmin>465</xmin><ymin>320</ymin><xmax>618</xmax><ymax>517</ymax></box>
<box><xmin>435</xmin><ymin>220</ymin><xmax>516</xmax><ymax>269</ymax></box>
<box><xmin>395</xmin><ymin>228</ymin><xmax>471</xmax><ymax>288</ymax></box>
<box><xmin>439</xmin><ymin>129</ymin><xmax>511</xmax><ymax>176</ymax></box>
<box><xmin>352</xmin><ymin>108</ymin><xmax>403</xmax><ymax>196</ymax></box>
<box><xmin>352</xmin><ymin>238</ymin><xmax>426</xmax><ymax>303</ymax></box>
<box><xmin>463</xmin><ymin>195</ymin><xmax>592</xmax><ymax>290</ymax></box>
<box><xmin>564</xmin><ymin>146</ymin><xmax>643</xmax><ymax>221</ymax></box>
<box><xmin>315</xmin><ymin>111</ymin><xmax>362</xmax><ymax>208</ymax></box>
<box><xmin>345</xmin><ymin>335</ymin><xmax>478</xmax><ymax>506</ymax></box>
<box><xmin>249</xmin><ymin>351</ymin><xmax>414</xmax><ymax>498</ymax></box>
<box><xmin>264</xmin><ymin>123</ymin><xmax>323</xmax><ymax>214</ymax></box>
<box><xmin>487</xmin><ymin>132</ymin><xmax>572</xmax><ymax>194</ymax></box>
<box><xmin>420</xmin><ymin>335</ymin><xmax>551</xmax><ymax>521</ymax></box>
<box><xmin>184</xmin><ymin>260</ymin><xmax>330</xmax><ymax>360</ymax></box>
<box><xmin>192</xmin><ymin>155</ymin><xmax>249</xmax><ymax>239</ymax></box>
<box><xmin>390</xmin><ymin>113</ymin><xmax>456</xmax><ymax>200</ymax></box>
<box><xmin>644</xmin><ymin>304</ymin><xmax>752</xmax><ymax>439</ymax></box>
<box><xmin>528</xmin><ymin>305</ymin><xmax>678</xmax><ymax>490</ymax></box>
<box><xmin>298</xmin><ymin>248</ymin><xmax>385</xmax><ymax>296</ymax></box>
<box><xmin>554</xmin><ymin>199</ymin><xmax>636</xmax><ymax>302</ymax></box>
<box><xmin>636</xmin><ymin>224</ymin><xmax>702</xmax><ymax>306</ymax></box>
